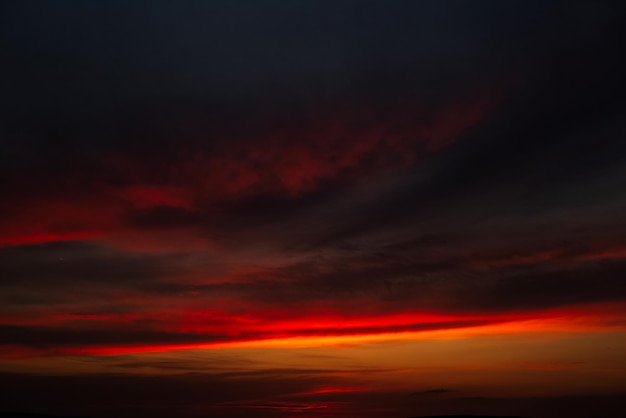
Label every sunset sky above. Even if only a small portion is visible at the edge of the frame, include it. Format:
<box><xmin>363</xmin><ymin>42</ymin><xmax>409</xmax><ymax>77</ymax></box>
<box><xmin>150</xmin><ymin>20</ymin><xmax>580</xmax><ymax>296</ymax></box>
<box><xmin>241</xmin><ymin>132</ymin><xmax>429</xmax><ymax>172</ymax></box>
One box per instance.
<box><xmin>1</xmin><ymin>1</ymin><xmax>626</xmax><ymax>417</ymax></box>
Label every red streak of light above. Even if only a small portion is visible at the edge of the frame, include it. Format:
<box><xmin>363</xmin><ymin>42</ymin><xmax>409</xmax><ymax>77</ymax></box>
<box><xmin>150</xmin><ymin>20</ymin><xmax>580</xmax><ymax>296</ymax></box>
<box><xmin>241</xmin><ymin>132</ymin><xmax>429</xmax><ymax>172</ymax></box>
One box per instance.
<box><xmin>297</xmin><ymin>387</ymin><xmax>369</xmax><ymax>396</ymax></box>
<box><xmin>174</xmin><ymin>309</ymin><xmax>506</xmax><ymax>335</ymax></box>
<box><xmin>4</xmin><ymin>302</ymin><xmax>624</xmax><ymax>357</ymax></box>
<box><xmin>118</xmin><ymin>185</ymin><xmax>194</xmax><ymax>210</ymax></box>
<box><xmin>0</xmin><ymin>231</ymin><xmax>100</xmax><ymax>247</ymax></box>
<box><xmin>63</xmin><ymin>313</ymin><xmax>615</xmax><ymax>356</ymax></box>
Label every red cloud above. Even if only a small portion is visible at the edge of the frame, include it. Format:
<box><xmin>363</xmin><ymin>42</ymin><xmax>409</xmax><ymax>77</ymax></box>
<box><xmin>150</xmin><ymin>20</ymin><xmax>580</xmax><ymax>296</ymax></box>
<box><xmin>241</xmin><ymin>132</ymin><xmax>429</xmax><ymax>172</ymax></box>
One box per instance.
<box><xmin>4</xmin><ymin>301</ymin><xmax>624</xmax><ymax>358</ymax></box>
<box><xmin>0</xmin><ymin>93</ymin><xmax>495</xmax><ymax>249</ymax></box>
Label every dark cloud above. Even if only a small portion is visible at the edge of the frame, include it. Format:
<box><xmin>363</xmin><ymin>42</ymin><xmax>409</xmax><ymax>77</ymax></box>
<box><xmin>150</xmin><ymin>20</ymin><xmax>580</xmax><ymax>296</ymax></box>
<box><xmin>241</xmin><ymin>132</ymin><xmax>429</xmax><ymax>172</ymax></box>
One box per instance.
<box><xmin>0</xmin><ymin>325</ymin><xmax>221</xmax><ymax>350</ymax></box>
<box><xmin>2</xmin><ymin>370</ymin><xmax>624</xmax><ymax>418</ymax></box>
<box><xmin>0</xmin><ymin>371</ymin><xmax>344</xmax><ymax>418</ymax></box>
<box><xmin>0</xmin><ymin>242</ymin><xmax>176</xmax><ymax>286</ymax></box>
<box><xmin>197</xmin><ymin>241</ymin><xmax>626</xmax><ymax>314</ymax></box>
<box><xmin>0</xmin><ymin>241</ymin><xmax>211</xmax><ymax>310</ymax></box>
<box><xmin>410</xmin><ymin>388</ymin><xmax>452</xmax><ymax>397</ymax></box>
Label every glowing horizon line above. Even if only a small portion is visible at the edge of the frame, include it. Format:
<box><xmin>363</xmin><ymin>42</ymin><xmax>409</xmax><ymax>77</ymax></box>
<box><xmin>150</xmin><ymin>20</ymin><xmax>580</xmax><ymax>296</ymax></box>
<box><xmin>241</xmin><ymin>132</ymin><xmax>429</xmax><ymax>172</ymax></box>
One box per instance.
<box><xmin>66</xmin><ymin>315</ymin><xmax>621</xmax><ymax>356</ymax></box>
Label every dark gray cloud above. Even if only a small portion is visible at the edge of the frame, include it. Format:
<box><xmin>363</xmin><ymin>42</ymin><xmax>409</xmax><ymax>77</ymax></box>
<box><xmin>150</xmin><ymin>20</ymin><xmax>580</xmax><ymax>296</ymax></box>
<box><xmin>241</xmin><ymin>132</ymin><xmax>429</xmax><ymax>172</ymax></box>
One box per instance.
<box><xmin>0</xmin><ymin>242</ymin><xmax>175</xmax><ymax>286</ymax></box>
<box><xmin>0</xmin><ymin>325</ymin><xmax>221</xmax><ymax>349</ymax></box>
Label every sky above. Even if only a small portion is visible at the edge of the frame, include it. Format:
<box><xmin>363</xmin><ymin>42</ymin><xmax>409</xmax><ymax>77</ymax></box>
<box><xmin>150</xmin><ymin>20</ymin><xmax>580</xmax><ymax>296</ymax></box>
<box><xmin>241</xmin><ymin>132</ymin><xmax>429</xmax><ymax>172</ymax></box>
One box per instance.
<box><xmin>1</xmin><ymin>1</ymin><xmax>626</xmax><ymax>417</ymax></box>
